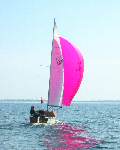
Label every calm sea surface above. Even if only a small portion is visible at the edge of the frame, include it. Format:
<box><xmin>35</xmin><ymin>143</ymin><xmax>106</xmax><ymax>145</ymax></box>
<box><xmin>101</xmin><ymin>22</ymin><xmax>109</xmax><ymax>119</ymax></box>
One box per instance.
<box><xmin>0</xmin><ymin>100</ymin><xmax>120</xmax><ymax>150</ymax></box>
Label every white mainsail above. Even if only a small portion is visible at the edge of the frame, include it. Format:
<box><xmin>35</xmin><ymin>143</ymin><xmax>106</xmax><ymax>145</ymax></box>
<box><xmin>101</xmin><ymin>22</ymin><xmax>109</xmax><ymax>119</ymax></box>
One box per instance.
<box><xmin>48</xmin><ymin>19</ymin><xmax>64</xmax><ymax>107</ymax></box>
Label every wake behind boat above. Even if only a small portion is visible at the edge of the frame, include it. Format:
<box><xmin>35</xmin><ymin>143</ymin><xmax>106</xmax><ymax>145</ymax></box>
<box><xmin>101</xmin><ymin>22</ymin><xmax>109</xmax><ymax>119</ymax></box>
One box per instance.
<box><xmin>30</xmin><ymin>19</ymin><xmax>84</xmax><ymax>124</ymax></box>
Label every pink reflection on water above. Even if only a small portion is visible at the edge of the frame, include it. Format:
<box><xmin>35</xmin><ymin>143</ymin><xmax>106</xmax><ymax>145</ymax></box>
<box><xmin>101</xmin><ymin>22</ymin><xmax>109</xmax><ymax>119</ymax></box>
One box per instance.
<box><xmin>45</xmin><ymin>123</ymin><xmax>100</xmax><ymax>150</ymax></box>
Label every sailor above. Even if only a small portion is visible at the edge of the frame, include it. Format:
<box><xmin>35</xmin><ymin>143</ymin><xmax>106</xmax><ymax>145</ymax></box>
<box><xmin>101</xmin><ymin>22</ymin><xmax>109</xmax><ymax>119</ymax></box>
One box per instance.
<box><xmin>30</xmin><ymin>106</ymin><xmax>36</xmax><ymax>116</ymax></box>
<box><xmin>40</xmin><ymin>97</ymin><xmax>44</xmax><ymax>104</ymax></box>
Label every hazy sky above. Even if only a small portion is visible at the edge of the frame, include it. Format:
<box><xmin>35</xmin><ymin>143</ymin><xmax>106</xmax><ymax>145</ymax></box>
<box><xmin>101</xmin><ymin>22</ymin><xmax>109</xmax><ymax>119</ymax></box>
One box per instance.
<box><xmin>0</xmin><ymin>0</ymin><xmax>120</xmax><ymax>100</ymax></box>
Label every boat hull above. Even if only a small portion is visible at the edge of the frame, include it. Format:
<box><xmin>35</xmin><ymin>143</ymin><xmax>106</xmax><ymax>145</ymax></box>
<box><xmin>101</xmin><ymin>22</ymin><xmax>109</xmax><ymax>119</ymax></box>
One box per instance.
<box><xmin>30</xmin><ymin>109</ymin><xmax>56</xmax><ymax>124</ymax></box>
<box><xmin>30</xmin><ymin>116</ymin><xmax>56</xmax><ymax>125</ymax></box>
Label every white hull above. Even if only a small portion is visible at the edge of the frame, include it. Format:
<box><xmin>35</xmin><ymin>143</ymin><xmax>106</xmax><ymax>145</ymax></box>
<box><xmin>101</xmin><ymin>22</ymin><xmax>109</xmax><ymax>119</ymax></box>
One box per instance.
<box><xmin>32</xmin><ymin>118</ymin><xmax>56</xmax><ymax>125</ymax></box>
<box><xmin>30</xmin><ymin>115</ymin><xmax>56</xmax><ymax>125</ymax></box>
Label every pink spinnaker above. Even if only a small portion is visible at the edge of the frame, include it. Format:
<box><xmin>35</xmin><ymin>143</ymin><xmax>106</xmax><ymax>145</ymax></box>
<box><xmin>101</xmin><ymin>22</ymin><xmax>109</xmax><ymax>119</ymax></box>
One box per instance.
<box><xmin>60</xmin><ymin>37</ymin><xmax>84</xmax><ymax>106</ymax></box>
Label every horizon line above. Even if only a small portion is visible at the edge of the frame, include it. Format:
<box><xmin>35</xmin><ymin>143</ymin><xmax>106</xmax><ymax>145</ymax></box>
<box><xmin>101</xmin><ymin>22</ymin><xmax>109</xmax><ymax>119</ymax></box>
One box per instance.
<box><xmin>0</xmin><ymin>99</ymin><xmax>120</xmax><ymax>102</ymax></box>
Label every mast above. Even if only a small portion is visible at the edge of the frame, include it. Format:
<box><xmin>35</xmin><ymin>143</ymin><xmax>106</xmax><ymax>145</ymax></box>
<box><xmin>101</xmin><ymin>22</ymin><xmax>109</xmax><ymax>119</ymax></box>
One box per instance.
<box><xmin>53</xmin><ymin>18</ymin><xmax>56</xmax><ymax>39</ymax></box>
<box><xmin>47</xmin><ymin>18</ymin><xmax>63</xmax><ymax>111</ymax></box>
<box><xmin>47</xmin><ymin>18</ymin><xmax>56</xmax><ymax>111</ymax></box>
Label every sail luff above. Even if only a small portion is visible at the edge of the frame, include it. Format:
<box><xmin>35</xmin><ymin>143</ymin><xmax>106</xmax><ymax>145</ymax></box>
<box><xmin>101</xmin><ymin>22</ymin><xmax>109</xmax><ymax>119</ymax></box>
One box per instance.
<box><xmin>48</xmin><ymin>20</ymin><xmax>64</xmax><ymax>107</ymax></box>
<box><xmin>47</xmin><ymin>19</ymin><xmax>56</xmax><ymax>109</ymax></box>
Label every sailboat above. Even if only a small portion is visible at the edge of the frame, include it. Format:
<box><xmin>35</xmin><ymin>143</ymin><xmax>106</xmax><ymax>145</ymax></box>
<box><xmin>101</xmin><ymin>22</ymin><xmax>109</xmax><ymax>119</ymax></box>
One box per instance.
<box><xmin>30</xmin><ymin>19</ymin><xmax>84</xmax><ymax>124</ymax></box>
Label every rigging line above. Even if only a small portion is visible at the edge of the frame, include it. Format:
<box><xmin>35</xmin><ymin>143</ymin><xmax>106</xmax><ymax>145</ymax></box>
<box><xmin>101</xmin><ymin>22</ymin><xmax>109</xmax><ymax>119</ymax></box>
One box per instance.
<box><xmin>40</xmin><ymin>65</ymin><xmax>49</xmax><ymax>68</ymax></box>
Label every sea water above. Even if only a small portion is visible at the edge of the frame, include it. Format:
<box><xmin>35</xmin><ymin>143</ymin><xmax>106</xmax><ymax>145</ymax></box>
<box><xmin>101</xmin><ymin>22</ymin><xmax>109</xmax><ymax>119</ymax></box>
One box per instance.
<box><xmin>0</xmin><ymin>100</ymin><xmax>120</xmax><ymax>150</ymax></box>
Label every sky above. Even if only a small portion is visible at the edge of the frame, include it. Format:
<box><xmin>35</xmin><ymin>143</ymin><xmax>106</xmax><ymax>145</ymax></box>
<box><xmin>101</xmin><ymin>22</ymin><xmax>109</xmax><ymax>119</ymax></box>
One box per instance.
<box><xmin>0</xmin><ymin>0</ymin><xmax>120</xmax><ymax>101</ymax></box>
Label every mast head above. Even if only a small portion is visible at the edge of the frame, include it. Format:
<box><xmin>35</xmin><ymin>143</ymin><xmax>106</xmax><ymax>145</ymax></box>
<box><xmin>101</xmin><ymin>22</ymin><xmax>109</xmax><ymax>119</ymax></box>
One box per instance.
<box><xmin>53</xmin><ymin>18</ymin><xmax>59</xmax><ymax>38</ymax></box>
<box><xmin>53</xmin><ymin>18</ymin><xmax>57</xmax><ymax>29</ymax></box>
<box><xmin>54</xmin><ymin>18</ymin><xmax>56</xmax><ymax>25</ymax></box>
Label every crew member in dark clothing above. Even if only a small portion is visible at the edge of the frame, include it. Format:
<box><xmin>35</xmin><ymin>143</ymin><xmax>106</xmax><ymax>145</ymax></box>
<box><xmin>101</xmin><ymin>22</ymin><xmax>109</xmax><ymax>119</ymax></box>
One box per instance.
<box><xmin>40</xmin><ymin>97</ymin><xmax>44</xmax><ymax>104</ymax></box>
<box><xmin>30</xmin><ymin>106</ymin><xmax>38</xmax><ymax>123</ymax></box>
<box><xmin>30</xmin><ymin>106</ymin><xmax>36</xmax><ymax>116</ymax></box>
